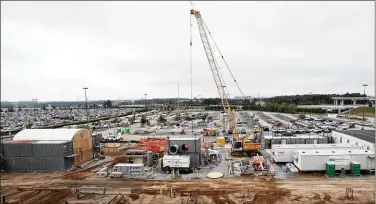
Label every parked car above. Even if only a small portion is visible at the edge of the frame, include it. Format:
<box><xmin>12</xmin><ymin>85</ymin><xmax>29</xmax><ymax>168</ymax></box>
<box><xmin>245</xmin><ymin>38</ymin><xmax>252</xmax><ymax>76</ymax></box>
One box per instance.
<box><xmin>240</xmin><ymin>128</ymin><xmax>247</xmax><ymax>134</ymax></box>
<box><xmin>312</xmin><ymin>128</ymin><xmax>322</xmax><ymax>133</ymax></box>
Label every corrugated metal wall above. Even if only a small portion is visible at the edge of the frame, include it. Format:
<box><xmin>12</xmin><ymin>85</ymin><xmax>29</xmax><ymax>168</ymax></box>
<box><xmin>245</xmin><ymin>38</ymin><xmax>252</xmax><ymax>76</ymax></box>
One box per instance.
<box><xmin>2</xmin><ymin>142</ymin><xmax>74</xmax><ymax>157</ymax></box>
<box><xmin>1</xmin><ymin>141</ymin><xmax>75</xmax><ymax>171</ymax></box>
<box><xmin>2</xmin><ymin>157</ymin><xmax>70</xmax><ymax>171</ymax></box>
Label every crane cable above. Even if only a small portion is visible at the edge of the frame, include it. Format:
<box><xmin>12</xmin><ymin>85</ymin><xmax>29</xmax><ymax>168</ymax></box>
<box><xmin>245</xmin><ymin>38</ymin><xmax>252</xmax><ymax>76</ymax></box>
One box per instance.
<box><xmin>190</xmin><ymin>3</ymin><xmax>194</xmax><ymax>136</ymax></box>
<box><xmin>202</xmin><ymin>19</ymin><xmax>245</xmax><ymax>98</ymax></box>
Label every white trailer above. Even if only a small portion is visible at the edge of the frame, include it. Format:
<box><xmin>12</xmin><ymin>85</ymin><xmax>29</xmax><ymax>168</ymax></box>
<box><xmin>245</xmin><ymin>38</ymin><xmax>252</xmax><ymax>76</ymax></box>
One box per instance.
<box><xmin>162</xmin><ymin>155</ymin><xmax>191</xmax><ymax>173</ymax></box>
<box><xmin>294</xmin><ymin>149</ymin><xmax>375</xmax><ymax>171</ymax></box>
<box><xmin>272</xmin><ymin>144</ymin><xmax>361</xmax><ymax>163</ymax></box>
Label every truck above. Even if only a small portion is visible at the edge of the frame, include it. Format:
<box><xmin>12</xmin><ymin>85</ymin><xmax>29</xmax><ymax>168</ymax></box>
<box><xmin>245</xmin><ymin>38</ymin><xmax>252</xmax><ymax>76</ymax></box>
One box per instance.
<box><xmin>161</xmin><ymin>155</ymin><xmax>191</xmax><ymax>173</ymax></box>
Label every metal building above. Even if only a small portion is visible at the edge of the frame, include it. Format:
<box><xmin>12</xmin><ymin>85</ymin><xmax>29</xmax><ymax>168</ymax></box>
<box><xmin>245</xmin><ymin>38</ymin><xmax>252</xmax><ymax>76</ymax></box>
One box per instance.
<box><xmin>167</xmin><ymin>136</ymin><xmax>201</xmax><ymax>167</ymax></box>
<box><xmin>264</xmin><ymin>135</ymin><xmax>334</xmax><ymax>149</ymax></box>
<box><xmin>1</xmin><ymin>140</ymin><xmax>75</xmax><ymax>171</ymax></box>
<box><xmin>1</xmin><ymin>129</ymin><xmax>93</xmax><ymax>171</ymax></box>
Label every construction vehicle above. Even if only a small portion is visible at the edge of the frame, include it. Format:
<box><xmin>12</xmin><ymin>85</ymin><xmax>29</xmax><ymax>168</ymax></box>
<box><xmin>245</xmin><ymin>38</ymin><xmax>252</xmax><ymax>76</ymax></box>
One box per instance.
<box><xmin>201</xmin><ymin>128</ymin><xmax>217</xmax><ymax>136</ymax></box>
<box><xmin>190</xmin><ymin>9</ymin><xmax>261</xmax><ymax>155</ymax></box>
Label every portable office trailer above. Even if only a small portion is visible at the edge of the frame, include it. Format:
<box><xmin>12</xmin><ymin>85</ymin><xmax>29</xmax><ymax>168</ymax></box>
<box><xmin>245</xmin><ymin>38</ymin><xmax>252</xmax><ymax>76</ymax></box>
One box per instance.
<box><xmin>264</xmin><ymin>135</ymin><xmax>333</xmax><ymax>149</ymax></box>
<box><xmin>272</xmin><ymin>144</ymin><xmax>361</xmax><ymax>163</ymax></box>
<box><xmin>294</xmin><ymin>149</ymin><xmax>375</xmax><ymax>171</ymax></box>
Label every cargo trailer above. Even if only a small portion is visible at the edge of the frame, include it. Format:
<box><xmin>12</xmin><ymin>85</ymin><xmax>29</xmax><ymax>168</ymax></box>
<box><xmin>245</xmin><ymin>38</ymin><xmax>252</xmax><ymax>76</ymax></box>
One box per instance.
<box><xmin>294</xmin><ymin>149</ymin><xmax>375</xmax><ymax>172</ymax></box>
<box><xmin>272</xmin><ymin>143</ymin><xmax>361</xmax><ymax>163</ymax></box>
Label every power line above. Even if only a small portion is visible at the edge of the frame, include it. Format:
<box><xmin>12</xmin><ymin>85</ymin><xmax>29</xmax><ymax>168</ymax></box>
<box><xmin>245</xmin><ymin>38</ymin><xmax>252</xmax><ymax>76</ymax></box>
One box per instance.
<box><xmin>202</xmin><ymin>18</ymin><xmax>245</xmax><ymax>98</ymax></box>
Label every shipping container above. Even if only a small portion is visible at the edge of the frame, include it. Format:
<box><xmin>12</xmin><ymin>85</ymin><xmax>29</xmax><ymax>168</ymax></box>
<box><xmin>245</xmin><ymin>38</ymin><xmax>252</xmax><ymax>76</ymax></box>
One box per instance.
<box><xmin>294</xmin><ymin>149</ymin><xmax>375</xmax><ymax>171</ymax></box>
<box><xmin>272</xmin><ymin>144</ymin><xmax>361</xmax><ymax>163</ymax></box>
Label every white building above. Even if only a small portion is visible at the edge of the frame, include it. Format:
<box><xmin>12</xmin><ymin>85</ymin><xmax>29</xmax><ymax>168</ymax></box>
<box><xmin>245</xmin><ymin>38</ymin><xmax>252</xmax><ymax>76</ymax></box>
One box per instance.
<box><xmin>332</xmin><ymin>130</ymin><xmax>375</xmax><ymax>152</ymax></box>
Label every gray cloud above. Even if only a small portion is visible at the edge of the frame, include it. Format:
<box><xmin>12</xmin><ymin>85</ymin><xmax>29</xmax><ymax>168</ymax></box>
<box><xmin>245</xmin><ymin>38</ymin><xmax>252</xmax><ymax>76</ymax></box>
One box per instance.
<box><xmin>1</xmin><ymin>1</ymin><xmax>374</xmax><ymax>101</ymax></box>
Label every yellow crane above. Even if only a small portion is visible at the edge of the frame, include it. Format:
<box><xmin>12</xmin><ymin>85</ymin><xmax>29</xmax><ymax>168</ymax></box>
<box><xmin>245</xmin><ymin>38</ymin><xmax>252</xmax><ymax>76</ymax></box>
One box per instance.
<box><xmin>190</xmin><ymin>9</ymin><xmax>261</xmax><ymax>156</ymax></box>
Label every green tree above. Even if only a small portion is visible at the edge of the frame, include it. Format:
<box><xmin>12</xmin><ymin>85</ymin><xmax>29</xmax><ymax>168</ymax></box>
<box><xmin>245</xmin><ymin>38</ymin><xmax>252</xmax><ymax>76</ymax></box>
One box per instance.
<box><xmin>299</xmin><ymin>114</ymin><xmax>306</xmax><ymax>119</ymax></box>
<box><xmin>184</xmin><ymin>116</ymin><xmax>192</xmax><ymax>121</ymax></box>
<box><xmin>103</xmin><ymin>100</ymin><xmax>112</xmax><ymax>108</ymax></box>
<box><xmin>8</xmin><ymin>107</ymin><xmax>14</xmax><ymax>112</ymax></box>
<box><xmin>175</xmin><ymin>112</ymin><xmax>181</xmax><ymax>121</ymax></box>
<box><xmin>157</xmin><ymin>115</ymin><xmax>167</xmax><ymax>124</ymax></box>
<box><xmin>201</xmin><ymin>113</ymin><xmax>208</xmax><ymax>121</ymax></box>
<box><xmin>130</xmin><ymin>117</ymin><xmax>135</xmax><ymax>124</ymax></box>
<box><xmin>141</xmin><ymin>115</ymin><xmax>147</xmax><ymax>124</ymax></box>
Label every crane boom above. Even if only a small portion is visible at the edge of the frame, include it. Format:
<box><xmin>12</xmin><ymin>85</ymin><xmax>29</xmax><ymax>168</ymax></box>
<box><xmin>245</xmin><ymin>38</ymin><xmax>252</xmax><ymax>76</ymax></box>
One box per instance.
<box><xmin>190</xmin><ymin>9</ymin><xmax>238</xmax><ymax>139</ymax></box>
<box><xmin>191</xmin><ymin>9</ymin><xmax>261</xmax><ymax>155</ymax></box>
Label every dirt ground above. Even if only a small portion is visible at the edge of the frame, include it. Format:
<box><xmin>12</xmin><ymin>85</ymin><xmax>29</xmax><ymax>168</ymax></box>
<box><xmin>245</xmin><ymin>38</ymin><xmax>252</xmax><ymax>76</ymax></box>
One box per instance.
<box><xmin>1</xmin><ymin>171</ymin><xmax>375</xmax><ymax>204</ymax></box>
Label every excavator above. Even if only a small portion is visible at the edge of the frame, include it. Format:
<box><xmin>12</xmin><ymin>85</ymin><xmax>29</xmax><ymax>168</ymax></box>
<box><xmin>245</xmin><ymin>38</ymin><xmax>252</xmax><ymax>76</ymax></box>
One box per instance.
<box><xmin>190</xmin><ymin>9</ymin><xmax>261</xmax><ymax>156</ymax></box>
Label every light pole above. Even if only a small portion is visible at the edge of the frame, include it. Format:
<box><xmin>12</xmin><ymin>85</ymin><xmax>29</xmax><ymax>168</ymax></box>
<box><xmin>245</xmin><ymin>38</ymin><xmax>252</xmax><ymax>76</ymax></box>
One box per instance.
<box><xmin>257</xmin><ymin>94</ymin><xmax>260</xmax><ymax>112</ymax></box>
<box><xmin>177</xmin><ymin>84</ymin><xmax>180</xmax><ymax>113</ymax></box>
<box><xmin>309</xmin><ymin>92</ymin><xmax>312</xmax><ymax>119</ymax></box>
<box><xmin>144</xmin><ymin>94</ymin><xmax>147</xmax><ymax>109</ymax></box>
<box><xmin>83</xmin><ymin>88</ymin><xmax>88</xmax><ymax>128</ymax></box>
<box><xmin>362</xmin><ymin>84</ymin><xmax>368</xmax><ymax>130</ymax></box>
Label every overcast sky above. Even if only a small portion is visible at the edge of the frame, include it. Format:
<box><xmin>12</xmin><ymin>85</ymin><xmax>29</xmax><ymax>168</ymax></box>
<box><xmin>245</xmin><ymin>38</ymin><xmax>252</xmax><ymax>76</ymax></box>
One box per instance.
<box><xmin>1</xmin><ymin>1</ymin><xmax>374</xmax><ymax>101</ymax></box>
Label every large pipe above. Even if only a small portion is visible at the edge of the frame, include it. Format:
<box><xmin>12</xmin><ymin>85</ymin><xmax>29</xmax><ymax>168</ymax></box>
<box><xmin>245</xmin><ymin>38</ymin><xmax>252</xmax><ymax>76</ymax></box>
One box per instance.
<box><xmin>169</xmin><ymin>144</ymin><xmax>179</xmax><ymax>154</ymax></box>
<box><xmin>181</xmin><ymin>144</ymin><xmax>189</xmax><ymax>151</ymax></box>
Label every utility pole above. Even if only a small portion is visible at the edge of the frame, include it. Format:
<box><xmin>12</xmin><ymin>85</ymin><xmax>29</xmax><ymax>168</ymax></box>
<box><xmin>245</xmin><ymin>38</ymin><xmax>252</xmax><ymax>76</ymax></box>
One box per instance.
<box><xmin>83</xmin><ymin>88</ymin><xmax>89</xmax><ymax>128</ymax></box>
<box><xmin>362</xmin><ymin>84</ymin><xmax>368</xmax><ymax>130</ymax></box>
<box><xmin>257</xmin><ymin>94</ymin><xmax>260</xmax><ymax>112</ymax></box>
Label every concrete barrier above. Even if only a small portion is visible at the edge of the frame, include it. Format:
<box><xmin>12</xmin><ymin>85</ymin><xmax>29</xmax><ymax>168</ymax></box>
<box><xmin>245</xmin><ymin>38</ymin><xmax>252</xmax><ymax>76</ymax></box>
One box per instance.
<box><xmin>105</xmin><ymin>188</ymin><xmax>131</xmax><ymax>195</ymax></box>
<box><xmin>78</xmin><ymin>187</ymin><xmax>105</xmax><ymax>194</ymax></box>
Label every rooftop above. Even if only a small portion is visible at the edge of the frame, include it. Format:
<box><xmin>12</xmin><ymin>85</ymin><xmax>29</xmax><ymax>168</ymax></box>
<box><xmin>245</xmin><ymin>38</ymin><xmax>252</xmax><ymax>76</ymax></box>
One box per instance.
<box><xmin>335</xmin><ymin>130</ymin><xmax>375</xmax><ymax>143</ymax></box>
<box><xmin>296</xmin><ymin>149</ymin><xmax>374</xmax><ymax>155</ymax></box>
<box><xmin>114</xmin><ymin>163</ymin><xmax>144</xmax><ymax>167</ymax></box>
<box><xmin>2</xmin><ymin>140</ymin><xmax>69</xmax><ymax>144</ymax></box>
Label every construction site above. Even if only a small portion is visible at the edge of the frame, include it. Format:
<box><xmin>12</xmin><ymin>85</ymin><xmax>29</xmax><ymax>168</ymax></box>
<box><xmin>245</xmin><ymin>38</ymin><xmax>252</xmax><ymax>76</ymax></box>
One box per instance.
<box><xmin>1</xmin><ymin>3</ymin><xmax>375</xmax><ymax>204</ymax></box>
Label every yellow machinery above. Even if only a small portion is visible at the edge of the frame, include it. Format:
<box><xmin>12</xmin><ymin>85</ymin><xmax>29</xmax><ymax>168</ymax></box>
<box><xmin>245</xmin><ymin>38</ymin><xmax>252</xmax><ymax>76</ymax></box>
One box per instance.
<box><xmin>216</xmin><ymin>136</ymin><xmax>226</xmax><ymax>147</ymax></box>
<box><xmin>201</xmin><ymin>128</ymin><xmax>218</xmax><ymax>136</ymax></box>
<box><xmin>190</xmin><ymin>9</ymin><xmax>261</xmax><ymax>155</ymax></box>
